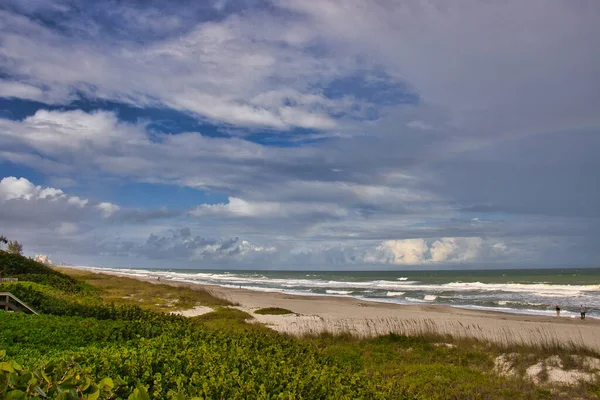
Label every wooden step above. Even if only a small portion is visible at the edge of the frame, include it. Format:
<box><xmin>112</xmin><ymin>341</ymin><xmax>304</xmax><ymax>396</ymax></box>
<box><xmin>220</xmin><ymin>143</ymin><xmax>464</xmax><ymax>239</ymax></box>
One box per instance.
<box><xmin>0</xmin><ymin>292</ymin><xmax>38</xmax><ymax>315</ymax></box>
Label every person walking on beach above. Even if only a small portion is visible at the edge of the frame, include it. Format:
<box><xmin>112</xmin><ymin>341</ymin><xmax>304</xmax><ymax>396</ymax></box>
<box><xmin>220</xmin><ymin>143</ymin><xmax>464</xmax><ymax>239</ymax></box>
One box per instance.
<box><xmin>580</xmin><ymin>304</ymin><xmax>587</xmax><ymax>320</ymax></box>
<box><xmin>555</xmin><ymin>304</ymin><xmax>561</xmax><ymax>317</ymax></box>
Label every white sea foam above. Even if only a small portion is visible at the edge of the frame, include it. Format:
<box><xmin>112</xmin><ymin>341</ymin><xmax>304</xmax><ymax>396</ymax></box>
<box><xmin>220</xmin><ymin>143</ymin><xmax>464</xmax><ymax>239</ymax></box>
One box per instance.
<box><xmin>405</xmin><ymin>297</ymin><xmax>428</xmax><ymax>303</ymax></box>
<box><xmin>326</xmin><ymin>290</ymin><xmax>353</xmax><ymax>295</ymax></box>
<box><xmin>496</xmin><ymin>300</ymin><xmax>546</xmax><ymax>307</ymax></box>
<box><xmin>386</xmin><ymin>291</ymin><xmax>406</xmax><ymax>297</ymax></box>
<box><xmin>68</xmin><ymin>265</ymin><xmax>599</xmax><ymax>318</ymax></box>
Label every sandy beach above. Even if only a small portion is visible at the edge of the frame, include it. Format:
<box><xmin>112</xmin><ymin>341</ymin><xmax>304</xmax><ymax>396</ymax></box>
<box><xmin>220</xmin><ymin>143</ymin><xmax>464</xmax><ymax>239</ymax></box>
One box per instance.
<box><xmin>83</xmin><ymin>268</ymin><xmax>600</xmax><ymax>351</ymax></box>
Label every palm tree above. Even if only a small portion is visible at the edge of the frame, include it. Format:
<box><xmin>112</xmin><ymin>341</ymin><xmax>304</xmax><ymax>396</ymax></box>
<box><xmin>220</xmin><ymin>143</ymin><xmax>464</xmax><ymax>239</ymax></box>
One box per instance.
<box><xmin>0</xmin><ymin>235</ymin><xmax>7</xmax><ymax>251</ymax></box>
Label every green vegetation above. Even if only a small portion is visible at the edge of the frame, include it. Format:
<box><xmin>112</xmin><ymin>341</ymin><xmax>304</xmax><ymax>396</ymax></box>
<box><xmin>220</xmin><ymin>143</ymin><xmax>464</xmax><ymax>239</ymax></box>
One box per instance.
<box><xmin>255</xmin><ymin>307</ymin><xmax>294</xmax><ymax>315</ymax></box>
<box><xmin>0</xmin><ymin>253</ymin><xmax>599</xmax><ymax>399</ymax></box>
<box><xmin>0</xmin><ymin>251</ymin><xmax>83</xmax><ymax>292</ymax></box>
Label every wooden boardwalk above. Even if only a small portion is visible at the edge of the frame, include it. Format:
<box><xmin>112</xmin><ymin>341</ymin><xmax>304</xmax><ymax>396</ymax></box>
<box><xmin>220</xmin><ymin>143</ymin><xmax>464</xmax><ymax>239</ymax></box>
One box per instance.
<box><xmin>0</xmin><ymin>292</ymin><xmax>38</xmax><ymax>315</ymax></box>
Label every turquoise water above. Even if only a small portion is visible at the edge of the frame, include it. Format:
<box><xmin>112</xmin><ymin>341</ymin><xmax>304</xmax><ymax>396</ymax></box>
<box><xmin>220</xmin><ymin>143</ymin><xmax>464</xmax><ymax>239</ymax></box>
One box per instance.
<box><xmin>77</xmin><ymin>266</ymin><xmax>600</xmax><ymax>319</ymax></box>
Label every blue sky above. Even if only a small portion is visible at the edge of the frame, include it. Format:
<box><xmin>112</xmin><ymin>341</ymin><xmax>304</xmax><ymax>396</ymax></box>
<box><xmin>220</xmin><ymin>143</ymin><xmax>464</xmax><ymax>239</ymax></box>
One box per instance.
<box><xmin>0</xmin><ymin>0</ymin><xmax>599</xmax><ymax>269</ymax></box>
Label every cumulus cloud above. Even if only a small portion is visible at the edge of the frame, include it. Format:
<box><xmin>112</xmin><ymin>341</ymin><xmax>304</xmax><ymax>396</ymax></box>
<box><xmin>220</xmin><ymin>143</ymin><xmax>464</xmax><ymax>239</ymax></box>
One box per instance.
<box><xmin>0</xmin><ymin>176</ymin><xmax>87</xmax><ymax>206</ymax></box>
<box><xmin>0</xmin><ymin>176</ymin><xmax>120</xmax><ymax>241</ymax></box>
<box><xmin>366</xmin><ymin>237</ymin><xmax>504</xmax><ymax>265</ymax></box>
<box><xmin>96</xmin><ymin>202</ymin><xmax>120</xmax><ymax>217</ymax></box>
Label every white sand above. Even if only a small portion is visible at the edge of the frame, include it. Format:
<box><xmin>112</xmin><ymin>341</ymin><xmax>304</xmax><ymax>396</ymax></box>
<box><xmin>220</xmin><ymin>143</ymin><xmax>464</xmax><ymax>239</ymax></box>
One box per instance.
<box><xmin>170</xmin><ymin>305</ymin><xmax>213</xmax><ymax>317</ymax></box>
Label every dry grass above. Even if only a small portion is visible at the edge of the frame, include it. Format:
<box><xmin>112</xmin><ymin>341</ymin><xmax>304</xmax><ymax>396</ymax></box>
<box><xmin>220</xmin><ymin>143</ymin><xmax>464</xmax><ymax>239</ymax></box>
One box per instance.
<box><xmin>289</xmin><ymin>316</ymin><xmax>600</xmax><ymax>392</ymax></box>
<box><xmin>279</xmin><ymin>316</ymin><xmax>592</xmax><ymax>352</ymax></box>
<box><xmin>55</xmin><ymin>268</ymin><xmax>231</xmax><ymax>312</ymax></box>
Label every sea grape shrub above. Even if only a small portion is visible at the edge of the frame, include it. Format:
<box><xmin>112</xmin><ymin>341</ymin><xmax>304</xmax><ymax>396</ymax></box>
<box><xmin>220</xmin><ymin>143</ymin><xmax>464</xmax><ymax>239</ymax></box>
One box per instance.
<box><xmin>0</xmin><ymin>310</ymin><xmax>399</xmax><ymax>399</ymax></box>
<box><xmin>0</xmin><ymin>350</ymin><xmax>116</xmax><ymax>399</ymax></box>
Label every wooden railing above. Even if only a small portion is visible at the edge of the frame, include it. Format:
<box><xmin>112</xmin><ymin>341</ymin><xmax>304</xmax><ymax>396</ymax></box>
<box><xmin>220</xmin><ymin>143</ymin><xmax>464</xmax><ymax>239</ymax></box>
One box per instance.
<box><xmin>0</xmin><ymin>278</ymin><xmax>18</xmax><ymax>282</ymax></box>
<box><xmin>0</xmin><ymin>292</ymin><xmax>38</xmax><ymax>315</ymax></box>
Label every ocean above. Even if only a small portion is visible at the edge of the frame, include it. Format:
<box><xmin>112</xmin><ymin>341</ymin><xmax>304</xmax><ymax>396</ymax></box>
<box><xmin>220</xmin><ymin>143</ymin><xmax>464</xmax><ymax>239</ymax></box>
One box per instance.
<box><xmin>76</xmin><ymin>266</ymin><xmax>600</xmax><ymax>319</ymax></box>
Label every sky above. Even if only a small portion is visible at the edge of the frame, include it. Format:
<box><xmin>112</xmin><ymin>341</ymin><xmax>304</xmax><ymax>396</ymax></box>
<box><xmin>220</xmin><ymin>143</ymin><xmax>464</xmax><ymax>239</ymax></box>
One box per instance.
<box><xmin>0</xmin><ymin>0</ymin><xmax>599</xmax><ymax>270</ymax></box>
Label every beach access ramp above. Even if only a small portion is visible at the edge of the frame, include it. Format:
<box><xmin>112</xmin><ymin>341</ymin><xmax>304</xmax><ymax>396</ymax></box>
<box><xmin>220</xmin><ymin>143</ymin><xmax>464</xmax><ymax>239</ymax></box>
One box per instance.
<box><xmin>0</xmin><ymin>292</ymin><xmax>38</xmax><ymax>315</ymax></box>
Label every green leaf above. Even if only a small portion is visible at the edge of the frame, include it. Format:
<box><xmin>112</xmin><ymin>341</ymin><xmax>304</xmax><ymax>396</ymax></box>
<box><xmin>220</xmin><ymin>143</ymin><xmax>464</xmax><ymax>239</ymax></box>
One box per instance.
<box><xmin>41</xmin><ymin>370</ymin><xmax>51</xmax><ymax>384</ymax></box>
<box><xmin>8</xmin><ymin>372</ymin><xmax>19</xmax><ymax>387</ymax></box>
<box><xmin>128</xmin><ymin>386</ymin><xmax>151</xmax><ymax>400</ymax></box>
<box><xmin>10</xmin><ymin>361</ymin><xmax>23</xmax><ymax>372</ymax></box>
<box><xmin>5</xmin><ymin>389</ymin><xmax>27</xmax><ymax>400</ymax></box>
<box><xmin>98</xmin><ymin>377</ymin><xmax>114</xmax><ymax>390</ymax></box>
<box><xmin>0</xmin><ymin>361</ymin><xmax>14</xmax><ymax>372</ymax></box>
<box><xmin>86</xmin><ymin>388</ymin><xmax>100</xmax><ymax>400</ymax></box>
<box><xmin>80</xmin><ymin>376</ymin><xmax>91</xmax><ymax>391</ymax></box>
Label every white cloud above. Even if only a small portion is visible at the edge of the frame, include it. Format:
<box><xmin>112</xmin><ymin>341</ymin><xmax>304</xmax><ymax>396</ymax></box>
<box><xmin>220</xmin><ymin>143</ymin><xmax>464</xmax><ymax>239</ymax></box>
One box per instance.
<box><xmin>191</xmin><ymin>196</ymin><xmax>348</xmax><ymax>218</ymax></box>
<box><xmin>0</xmin><ymin>176</ymin><xmax>77</xmax><ymax>203</ymax></box>
<box><xmin>0</xmin><ymin>80</ymin><xmax>44</xmax><ymax>102</ymax></box>
<box><xmin>379</xmin><ymin>238</ymin><xmax>429</xmax><ymax>264</ymax></box>
<box><xmin>2</xmin><ymin>1</ymin><xmax>599</xmax><ymax>136</ymax></box>
<box><xmin>96</xmin><ymin>202</ymin><xmax>121</xmax><ymax>217</ymax></box>
<box><xmin>0</xmin><ymin>176</ymin><xmax>119</xmax><ymax>219</ymax></box>
<box><xmin>430</xmin><ymin>237</ymin><xmax>483</xmax><ymax>263</ymax></box>
<box><xmin>369</xmin><ymin>237</ymin><xmax>504</xmax><ymax>265</ymax></box>
<box><xmin>0</xmin><ymin>8</ymin><xmax>357</xmax><ymax>130</ymax></box>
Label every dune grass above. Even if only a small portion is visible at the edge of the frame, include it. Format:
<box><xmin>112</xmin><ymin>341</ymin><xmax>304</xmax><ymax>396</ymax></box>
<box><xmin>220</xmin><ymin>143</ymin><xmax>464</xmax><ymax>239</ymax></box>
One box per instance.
<box><xmin>55</xmin><ymin>267</ymin><xmax>231</xmax><ymax>312</ymax></box>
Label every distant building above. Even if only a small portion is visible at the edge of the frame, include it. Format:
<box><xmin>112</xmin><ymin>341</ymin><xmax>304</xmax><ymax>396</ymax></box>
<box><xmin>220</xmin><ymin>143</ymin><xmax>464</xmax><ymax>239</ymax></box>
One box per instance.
<box><xmin>34</xmin><ymin>254</ymin><xmax>52</xmax><ymax>265</ymax></box>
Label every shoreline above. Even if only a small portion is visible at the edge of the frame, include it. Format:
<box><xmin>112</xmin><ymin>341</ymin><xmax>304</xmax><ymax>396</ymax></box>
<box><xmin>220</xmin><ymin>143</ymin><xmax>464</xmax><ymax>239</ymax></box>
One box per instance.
<box><xmin>61</xmin><ymin>265</ymin><xmax>596</xmax><ymax>320</ymax></box>
<box><xmin>63</xmin><ymin>266</ymin><xmax>600</xmax><ymax>351</ymax></box>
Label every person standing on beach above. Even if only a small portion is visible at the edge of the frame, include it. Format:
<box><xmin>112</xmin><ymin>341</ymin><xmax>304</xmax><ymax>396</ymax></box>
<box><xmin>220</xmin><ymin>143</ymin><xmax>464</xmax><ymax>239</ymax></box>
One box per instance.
<box><xmin>555</xmin><ymin>304</ymin><xmax>561</xmax><ymax>317</ymax></box>
<box><xmin>580</xmin><ymin>304</ymin><xmax>587</xmax><ymax>320</ymax></box>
